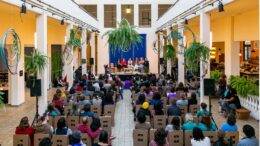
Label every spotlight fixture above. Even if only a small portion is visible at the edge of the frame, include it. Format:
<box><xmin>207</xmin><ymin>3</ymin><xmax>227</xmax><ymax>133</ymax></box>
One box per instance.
<box><xmin>184</xmin><ymin>18</ymin><xmax>188</xmax><ymax>24</ymax></box>
<box><xmin>218</xmin><ymin>1</ymin><xmax>224</xmax><ymax>12</ymax></box>
<box><xmin>20</xmin><ymin>1</ymin><xmax>27</xmax><ymax>14</ymax></box>
<box><xmin>125</xmin><ymin>5</ymin><xmax>131</xmax><ymax>14</ymax></box>
<box><xmin>61</xmin><ymin>18</ymin><xmax>64</xmax><ymax>25</ymax></box>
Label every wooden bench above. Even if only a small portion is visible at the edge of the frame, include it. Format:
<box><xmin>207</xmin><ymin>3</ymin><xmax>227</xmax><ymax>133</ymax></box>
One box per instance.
<box><xmin>236</xmin><ymin>107</ymin><xmax>250</xmax><ymax>120</ymax></box>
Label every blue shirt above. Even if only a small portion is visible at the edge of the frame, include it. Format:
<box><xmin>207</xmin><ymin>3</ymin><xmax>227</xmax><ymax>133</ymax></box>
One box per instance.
<box><xmin>221</xmin><ymin>123</ymin><xmax>238</xmax><ymax>132</ymax></box>
<box><xmin>182</xmin><ymin>122</ymin><xmax>197</xmax><ymax>131</ymax></box>
<box><xmin>198</xmin><ymin>122</ymin><xmax>217</xmax><ymax>131</ymax></box>
<box><xmin>238</xmin><ymin>137</ymin><xmax>259</xmax><ymax>146</ymax></box>
<box><xmin>80</xmin><ymin>111</ymin><xmax>96</xmax><ymax>119</ymax></box>
<box><xmin>196</xmin><ymin>110</ymin><xmax>210</xmax><ymax>117</ymax></box>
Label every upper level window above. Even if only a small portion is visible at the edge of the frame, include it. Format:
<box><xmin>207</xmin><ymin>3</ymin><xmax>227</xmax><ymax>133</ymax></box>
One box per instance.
<box><xmin>158</xmin><ymin>4</ymin><xmax>172</xmax><ymax>19</ymax></box>
<box><xmin>104</xmin><ymin>5</ymin><xmax>117</xmax><ymax>28</ymax></box>
<box><xmin>139</xmin><ymin>5</ymin><xmax>151</xmax><ymax>27</ymax></box>
<box><xmin>81</xmin><ymin>5</ymin><xmax>97</xmax><ymax>19</ymax></box>
<box><xmin>121</xmin><ymin>5</ymin><xmax>134</xmax><ymax>25</ymax></box>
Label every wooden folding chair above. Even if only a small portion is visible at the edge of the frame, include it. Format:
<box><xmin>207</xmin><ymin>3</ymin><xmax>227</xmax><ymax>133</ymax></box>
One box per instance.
<box><xmin>104</xmin><ymin>105</ymin><xmax>115</xmax><ymax>126</ymax></box>
<box><xmin>52</xmin><ymin>135</ymin><xmax>68</xmax><ymax>146</ymax></box>
<box><xmin>153</xmin><ymin>115</ymin><xmax>166</xmax><ymax>129</ymax></box>
<box><xmin>168</xmin><ymin>116</ymin><xmax>182</xmax><ymax>125</ymax></box>
<box><xmin>184</xmin><ymin>131</ymin><xmax>193</xmax><ymax>146</ymax></box>
<box><xmin>34</xmin><ymin>134</ymin><xmax>50</xmax><ymax>146</ymax></box>
<box><xmin>225</xmin><ymin>131</ymin><xmax>239</xmax><ymax>146</ymax></box>
<box><xmin>168</xmin><ymin>130</ymin><xmax>183</xmax><ymax>146</ymax></box>
<box><xmin>100</xmin><ymin>116</ymin><xmax>112</xmax><ymax>135</ymax></box>
<box><xmin>67</xmin><ymin>116</ymin><xmax>79</xmax><ymax>131</ymax></box>
<box><xmin>133</xmin><ymin>129</ymin><xmax>148</xmax><ymax>146</ymax></box>
<box><xmin>203</xmin><ymin>131</ymin><xmax>217</xmax><ymax>144</ymax></box>
<box><xmin>149</xmin><ymin>129</ymin><xmax>156</xmax><ymax>141</ymax></box>
<box><xmin>48</xmin><ymin>116</ymin><xmax>54</xmax><ymax>127</ymax></box>
<box><xmin>179</xmin><ymin>106</ymin><xmax>188</xmax><ymax>118</ymax></box>
<box><xmin>81</xmin><ymin>133</ymin><xmax>92</xmax><ymax>146</ymax></box>
<box><xmin>91</xmin><ymin>105</ymin><xmax>101</xmax><ymax>118</ymax></box>
<box><xmin>13</xmin><ymin>134</ymin><xmax>30</xmax><ymax>146</ymax></box>
<box><xmin>193</xmin><ymin>116</ymin><xmax>199</xmax><ymax>124</ymax></box>
<box><xmin>189</xmin><ymin>104</ymin><xmax>200</xmax><ymax>115</ymax></box>
<box><xmin>53</xmin><ymin>116</ymin><xmax>65</xmax><ymax>129</ymax></box>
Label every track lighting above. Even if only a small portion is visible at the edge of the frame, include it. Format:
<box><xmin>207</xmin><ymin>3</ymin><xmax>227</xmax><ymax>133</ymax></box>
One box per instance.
<box><xmin>184</xmin><ymin>18</ymin><xmax>188</xmax><ymax>24</ymax></box>
<box><xmin>61</xmin><ymin>18</ymin><xmax>65</xmax><ymax>25</ymax></box>
<box><xmin>20</xmin><ymin>1</ymin><xmax>27</xmax><ymax>14</ymax></box>
<box><xmin>218</xmin><ymin>1</ymin><xmax>224</xmax><ymax>12</ymax></box>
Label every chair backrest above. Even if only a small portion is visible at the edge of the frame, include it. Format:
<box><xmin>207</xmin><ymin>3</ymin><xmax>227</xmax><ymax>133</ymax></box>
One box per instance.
<box><xmin>34</xmin><ymin>134</ymin><xmax>50</xmax><ymax>146</ymax></box>
<box><xmin>104</xmin><ymin>105</ymin><xmax>115</xmax><ymax>126</ymax></box>
<box><xmin>67</xmin><ymin>116</ymin><xmax>79</xmax><ymax>131</ymax></box>
<box><xmin>52</xmin><ymin>135</ymin><xmax>68</xmax><ymax>146</ymax></box>
<box><xmin>153</xmin><ymin>115</ymin><xmax>166</xmax><ymax>129</ymax></box>
<box><xmin>100</xmin><ymin>116</ymin><xmax>112</xmax><ymax>135</ymax></box>
<box><xmin>91</xmin><ymin>105</ymin><xmax>101</xmax><ymax>117</ymax></box>
<box><xmin>168</xmin><ymin>130</ymin><xmax>183</xmax><ymax>146</ymax></box>
<box><xmin>203</xmin><ymin>131</ymin><xmax>218</xmax><ymax>144</ymax></box>
<box><xmin>133</xmin><ymin>129</ymin><xmax>148</xmax><ymax>146</ymax></box>
<box><xmin>168</xmin><ymin>116</ymin><xmax>182</xmax><ymax>125</ymax></box>
<box><xmin>81</xmin><ymin>133</ymin><xmax>92</xmax><ymax>146</ymax></box>
<box><xmin>225</xmin><ymin>131</ymin><xmax>239</xmax><ymax>146</ymax></box>
<box><xmin>64</xmin><ymin>105</ymin><xmax>72</xmax><ymax>116</ymax></box>
<box><xmin>193</xmin><ymin>116</ymin><xmax>199</xmax><ymax>124</ymax></box>
<box><xmin>48</xmin><ymin>116</ymin><xmax>54</xmax><ymax>127</ymax></box>
<box><xmin>13</xmin><ymin>134</ymin><xmax>30</xmax><ymax>146</ymax></box>
<box><xmin>149</xmin><ymin>129</ymin><xmax>157</xmax><ymax>141</ymax></box>
<box><xmin>184</xmin><ymin>131</ymin><xmax>193</xmax><ymax>146</ymax></box>
<box><xmin>189</xmin><ymin>104</ymin><xmax>200</xmax><ymax>115</ymax></box>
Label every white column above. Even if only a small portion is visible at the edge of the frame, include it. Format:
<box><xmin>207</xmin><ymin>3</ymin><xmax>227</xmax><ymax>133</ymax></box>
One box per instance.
<box><xmin>65</xmin><ymin>23</ymin><xmax>74</xmax><ymax>88</ymax></box>
<box><xmin>151</xmin><ymin>3</ymin><xmax>158</xmax><ymax>28</ymax></box>
<box><xmin>116</xmin><ymin>4</ymin><xmax>121</xmax><ymax>24</ymax></box>
<box><xmin>81</xmin><ymin>28</ymin><xmax>87</xmax><ymax>75</ymax></box>
<box><xmin>134</xmin><ymin>3</ymin><xmax>139</xmax><ymax>27</ymax></box>
<box><xmin>225</xmin><ymin>16</ymin><xmax>240</xmax><ymax>78</ymax></box>
<box><xmin>178</xmin><ymin>23</ymin><xmax>185</xmax><ymax>84</ymax></box>
<box><xmin>166</xmin><ymin>27</ymin><xmax>171</xmax><ymax>75</ymax></box>
<box><xmin>36</xmin><ymin>13</ymin><xmax>48</xmax><ymax>115</ymax></box>
<box><xmin>90</xmin><ymin>32</ymin><xmax>96</xmax><ymax>75</ymax></box>
<box><xmin>159</xmin><ymin>32</ymin><xmax>164</xmax><ymax>74</ymax></box>
<box><xmin>200</xmin><ymin>11</ymin><xmax>211</xmax><ymax>102</ymax></box>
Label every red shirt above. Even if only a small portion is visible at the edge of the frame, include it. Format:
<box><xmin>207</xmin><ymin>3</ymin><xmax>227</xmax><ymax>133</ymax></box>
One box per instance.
<box><xmin>15</xmin><ymin>127</ymin><xmax>35</xmax><ymax>145</ymax></box>
<box><xmin>76</xmin><ymin>124</ymin><xmax>89</xmax><ymax>133</ymax></box>
<box><xmin>86</xmin><ymin>127</ymin><xmax>101</xmax><ymax>140</ymax></box>
<box><xmin>121</xmin><ymin>60</ymin><xmax>127</xmax><ymax>66</ymax></box>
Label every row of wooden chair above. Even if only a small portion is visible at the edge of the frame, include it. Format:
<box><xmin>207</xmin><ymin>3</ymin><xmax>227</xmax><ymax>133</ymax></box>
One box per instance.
<box><xmin>133</xmin><ymin>129</ymin><xmax>239</xmax><ymax>146</ymax></box>
<box><xmin>13</xmin><ymin>132</ymin><xmax>98</xmax><ymax>146</ymax></box>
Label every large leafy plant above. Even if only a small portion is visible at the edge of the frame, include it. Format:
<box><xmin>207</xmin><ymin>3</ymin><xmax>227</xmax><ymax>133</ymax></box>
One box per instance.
<box><xmin>210</xmin><ymin>70</ymin><xmax>222</xmax><ymax>83</ymax></box>
<box><xmin>67</xmin><ymin>29</ymin><xmax>82</xmax><ymax>49</ymax></box>
<box><xmin>229</xmin><ymin>76</ymin><xmax>259</xmax><ymax>98</ymax></box>
<box><xmin>102</xmin><ymin>18</ymin><xmax>141</xmax><ymax>54</ymax></box>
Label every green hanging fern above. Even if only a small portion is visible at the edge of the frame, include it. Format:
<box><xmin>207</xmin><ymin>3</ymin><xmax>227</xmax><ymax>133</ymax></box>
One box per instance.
<box><xmin>102</xmin><ymin>18</ymin><xmax>142</xmax><ymax>54</ymax></box>
<box><xmin>0</xmin><ymin>91</ymin><xmax>6</xmax><ymax>112</ymax></box>
<box><xmin>67</xmin><ymin>29</ymin><xmax>82</xmax><ymax>49</ymax></box>
<box><xmin>184</xmin><ymin>42</ymin><xmax>210</xmax><ymax>75</ymax></box>
<box><xmin>165</xmin><ymin>44</ymin><xmax>176</xmax><ymax>60</ymax></box>
<box><xmin>210</xmin><ymin>70</ymin><xmax>222</xmax><ymax>83</ymax></box>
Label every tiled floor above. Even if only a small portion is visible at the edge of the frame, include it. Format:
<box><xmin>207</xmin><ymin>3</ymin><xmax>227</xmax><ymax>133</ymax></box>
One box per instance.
<box><xmin>0</xmin><ymin>88</ymin><xmax>258</xmax><ymax>146</ymax></box>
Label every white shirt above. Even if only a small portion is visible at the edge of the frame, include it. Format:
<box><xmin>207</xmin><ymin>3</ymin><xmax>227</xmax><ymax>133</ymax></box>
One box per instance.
<box><xmin>191</xmin><ymin>137</ymin><xmax>211</xmax><ymax>146</ymax></box>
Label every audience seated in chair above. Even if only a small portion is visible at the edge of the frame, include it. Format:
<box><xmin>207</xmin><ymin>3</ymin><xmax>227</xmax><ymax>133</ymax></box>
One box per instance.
<box><xmin>167</xmin><ymin>99</ymin><xmax>181</xmax><ymax>116</ymax></box>
<box><xmin>53</xmin><ymin>117</ymin><xmax>72</xmax><ymax>136</ymax></box>
<box><xmin>15</xmin><ymin>116</ymin><xmax>35</xmax><ymax>145</ymax></box>
<box><xmin>188</xmin><ymin>92</ymin><xmax>198</xmax><ymax>108</ymax></box>
<box><xmin>46</xmin><ymin>104</ymin><xmax>61</xmax><ymax>117</ymax></box>
<box><xmin>78</xmin><ymin>94</ymin><xmax>92</xmax><ymax>107</ymax></box>
<box><xmin>196</xmin><ymin>103</ymin><xmax>210</xmax><ymax>118</ymax></box>
<box><xmin>93</xmin><ymin>130</ymin><xmax>111</xmax><ymax>146</ymax></box>
<box><xmin>39</xmin><ymin>137</ymin><xmax>52</xmax><ymax>146</ymax></box>
<box><xmin>149</xmin><ymin>128</ymin><xmax>169</xmax><ymax>146</ymax></box>
<box><xmin>153</xmin><ymin>103</ymin><xmax>164</xmax><ymax>115</ymax></box>
<box><xmin>149</xmin><ymin>92</ymin><xmax>163</xmax><ymax>107</ymax></box>
<box><xmin>198</xmin><ymin>115</ymin><xmax>217</xmax><ymax>131</ymax></box>
<box><xmin>69</xmin><ymin>131</ymin><xmax>87</xmax><ymax>146</ymax></box>
<box><xmin>182</xmin><ymin>113</ymin><xmax>197</xmax><ymax>131</ymax></box>
<box><xmin>137</xmin><ymin>102</ymin><xmax>152</xmax><ymax>119</ymax></box>
<box><xmin>35</xmin><ymin>115</ymin><xmax>53</xmax><ymax>134</ymax></box>
<box><xmin>86</xmin><ymin>118</ymin><xmax>101</xmax><ymax>141</ymax></box>
<box><xmin>80</xmin><ymin>104</ymin><xmax>96</xmax><ymax>119</ymax></box>
<box><xmin>135</xmin><ymin>112</ymin><xmax>151</xmax><ymax>130</ymax></box>
<box><xmin>213</xmin><ymin>130</ymin><xmax>229</xmax><ymax>146</ymax></box>
<box><xmin>176</xmin><ymin>93</ymin><xmax>188</xmax><ymax>107</ymax></box>
<box><xmin>191</xmin><ymin>127</ymin><xmax>211</xmax><ymax>146</ymax></box>
<box><xmin>238</xmin><ymin>124</ymin><xmax>259</xmax><ymax>146</ymax></box>
<box><xmin>76</xmin><ymin>117</ymin><xmax>89</xmax><ymax>133</ymax></box>
<box><xmin>165</xmin><ymin>116</ymin><xmax>181</xmax><ymax>132</ymax></box>
<box><xmin>220</xmin><ymin>114</ymin><xmax>238</xmax><ymax>132</ymax></box>
<box><xmin>166</xmin><ymin>87</ymin><xmax>177</xmax><ymax>104</ymax></box>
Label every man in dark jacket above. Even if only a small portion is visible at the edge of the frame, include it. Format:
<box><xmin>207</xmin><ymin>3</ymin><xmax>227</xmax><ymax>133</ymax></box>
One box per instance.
<box><xmin>167</xmin><ymin>99</ymin><xmax>181</xmax><ymax>116</ymax></box>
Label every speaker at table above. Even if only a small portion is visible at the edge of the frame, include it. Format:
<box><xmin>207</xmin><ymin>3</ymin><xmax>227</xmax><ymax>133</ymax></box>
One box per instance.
<box><xmin>204</xmin><ymin>79</ymin><xmax>215</xmax><ymax>96</ymax></box>
<box><xmin>30</xmin><ymin>79</ymin><xmax>42</xmax><ymax>97</ymax></box>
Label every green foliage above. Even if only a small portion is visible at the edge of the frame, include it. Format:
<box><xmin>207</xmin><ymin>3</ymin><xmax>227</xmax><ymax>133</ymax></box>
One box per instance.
<box><xmin>210</xmin><ymin>70</ymin><xmax>222</xmax><ymax>83</ymax></box>
<box><xmin>102</xmin><ymin>18</ymin><xmax>142</xmax><ymax>54</ymax></box>
<box><xmin>228</xmin><ymin>76</ymin><xmax>259</xmax><ymax>98</ymax></box>
<box><xmin>51</xmin><ymin>52</ymin><xmax>63</xmax><ymax>81</ymax></box>
<box><xmin>184</xmin><ymin>42</ymin><xmax>210</xmax><ymax>75</ymax></box>
<box><xmin>25</xmin><ymin>50</ymin><xmax>48</xmax><ymax>78</ymax></box>
<box><xmin>165</xmin><ymin>44</ymin><xmax>176</xmax><ymax>60</ymax></box>
<box><xmin>0</xmin><ymin>91</ymin><xmax>6</xmax><ymax>112</ymax></box>
<box><xmin>67</xmin><ymin>29</ymin><xmax>82</xmax><ymax>49</ymax></box>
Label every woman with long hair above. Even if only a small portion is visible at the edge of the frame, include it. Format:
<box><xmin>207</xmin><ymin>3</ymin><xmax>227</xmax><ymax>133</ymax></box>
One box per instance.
<box><xmin>149</xmin><ymin>128</ymin><xmax>169</xmax><ymax>146</ymax></box>
<box><xmin>191</xmin><ymin>127</ymin><xmax>210</xmax><ymax>146</ymax></box>
<box><xmin>87</xmin><ymin>118</ymin><xmax>101</xmax><ymax>141</ymax></box>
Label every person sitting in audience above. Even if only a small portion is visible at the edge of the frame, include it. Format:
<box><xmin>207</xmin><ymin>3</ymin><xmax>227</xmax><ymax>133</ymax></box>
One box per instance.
<box><xmin>101</xmin><ymin>91</ymin><xmax>114</xmax><ymax>113</ymax></box>
<box><xmin>213</xmin><ymin>130</ymin><xmax>229</xmax><ymax>146</ymax></box>
<box><xmin>92</xmin><ymin>95</ymin><xmax>102</xmax><ymax>106</ymax></box>
<box><xmin>52</xmin><ymin>93</ymin><xmax>65</xmax><ymax>114</ymax></box>
<box><xmin>93</xmin><ymin>130</ymin><xmax>111</xmax><ymax>146</ymax></box>
<box><xmin>82</xmin><ymin>86</ymin><xmax>92</xmax><ymax>96</ymax></box>
<box><xmin>67</xmin><ymin>103</ymin><xmax>79</xmax><ymax>116</ymax></box>
<box><xmin>191</xmin><ymin>127</ymin><xmax>211</xmax><ymax>146</ymax></box>
<box><xmin>149</xmin><ymin>128</ymin><xmax>169</xmax><ymax>146</ymax></box>
<box><xmin>53</xmin><ymin>117</ymin><xmax>72</xmax><ymax>136</ymax></box>
<box><xmin>153</xmin><ymin>103</ymin><xmax>164</xmax><ymax>115</ymax></box>
<box><xmin>188</xmin><ymin>92</ymin><xmax>198</xmax><ymax>109</ymax></box>
<box><xmin>149</xmin><ymin>92</ymin><xmax>163</xmax><ymax>107</ymax></box>
<box><xmin>80</xmin><ymin>104</ymin><xmax>96</xmax><ymax>119</ymax></box>
<box><xmin>220</xmin><ymin>114</ymin><xmax>238</xmax><ymax>132</ymax></box>
<box><xmin>15</xmin><ymin>116</ymin><xmax>35</xmax><ymax>145</ymax></box>
<box><xmin>144</xmin><ymin>87</ymin><xmax>153</xmax><ymax>97</ymax></box>
<box><xmin>76</xmin><ymin>117</ymin><xmax>89</xmax><ymax>133</ymax></box>
<box><xmin>87</xmin><ymin>118</ymin><xmax>101</xmax><ymax>141</ymax></box>
<box><xmin>78</xmin><ymin>94</ymin><xmax>92</xmax><ymax>106</ymax></box>
<box><xmin>35</xmin><ymin>115</ymin><xmax>53</xmax><ymax>134</ymax></box>
<box><xmin>238</xmin><ymin>124</ymin><xmax>259</xmax><ymax>146</ymax></box>
<box><xmin>167</xmin><ymin>99</ymin><xmax>181</xmax><ymax>116</ymax></box>
<box><xmin>137</xmin><ymin>102</ymin><xmax>152</xmax><ymax>119</ymax></box>
<box><xmin>198</xmin><ymin>115</ymin><xmax>216</xmax><ymax>131</ymax></box>
<box><xmin>46</xmin><ymin>104</ymin><xmax>61</xmax><ymax>117</ymax></box>
<box><xmin>69</xmin><ymin>131</ymin><xmax>87</xmax><ymax>146</ymax></box>
<box><xmin>182</xmin><ymin>113</ymin><xmax>197</xmax><ymax>131</ymax></box>
<box><xmin>136</xmin><ymin>94</ymin><xmax>146</xmax><ymax>105</ymax></box>
<box><xmin>176</xmin><ymin>82</ymin><xmax>188</xmax><ymax>92</ymax></box>
<box><xmin>196</xmin><ymin>103</ymin><xmax>210</xmax><ymax>117</ymax></box>
<box><xmin>165</xmin><ymin>116</ymin><xmax>181</xmax><ymax>132</ymax></box>
<box><xmin>135</xmin><ymin>112</ymin><xmax>151</xmax><ymax>130</ymax></box>
<box><xmin>176</xmin><ymin>93</ymin><xmax>188</xmax><ymax>107</ymax></box>
<box><xmin>39</xmin><ymin>137</ymin><xmax>52</xmax><ymax>146</ymax></box>
<box><xmin>76</xmin><ymin>82</ymin><xmax>84</xmax><ymax>92</ymax></box>
<box><xmin>166</xmin><ymin>87</ymin><xmax>177</xmax><ymax>104</ymax></box>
